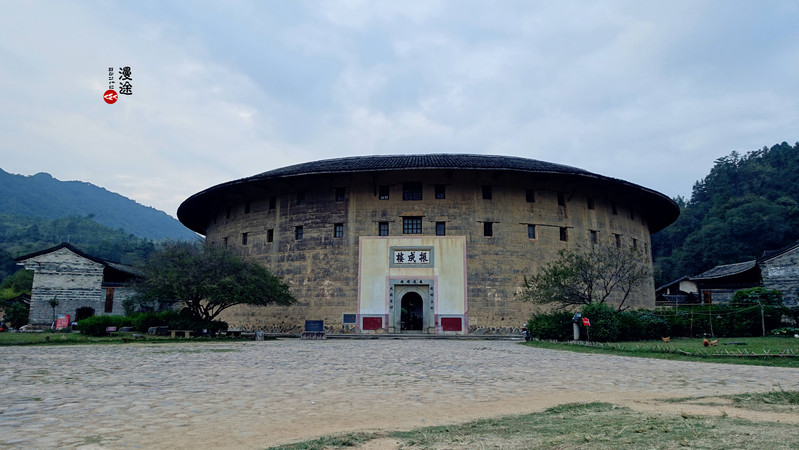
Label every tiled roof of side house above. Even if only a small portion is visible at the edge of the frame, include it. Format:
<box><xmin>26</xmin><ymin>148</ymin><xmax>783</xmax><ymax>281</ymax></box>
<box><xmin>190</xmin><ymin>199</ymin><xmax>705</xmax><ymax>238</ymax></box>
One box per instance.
<box><xmin>15</xmin><ymin>242</ymin><xmax>140</xmax><ymax>276</ymax></box>
<box><xmin>655</xmin><ymin>275</ymin><xmax>691</xmax><ymax>293</ymax></box>
<box><xmin>178</xmin><ymin>154</ymin><xmax>680</xmax><ymax>235</ymax></box>
<box><xmin>690</xmin><ymin>260</ymin><xmax>758</xmax><ymax>280</ymax></box>
<box><xmin>760</xmin><ymin>241</ymin><xmax>799</xmax><ymax>262</ymax></box>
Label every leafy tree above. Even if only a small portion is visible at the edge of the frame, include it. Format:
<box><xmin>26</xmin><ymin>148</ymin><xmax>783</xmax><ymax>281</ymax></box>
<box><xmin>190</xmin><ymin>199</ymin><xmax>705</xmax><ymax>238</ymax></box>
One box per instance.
<box><xmin>48</xmin><ymin>297</ymin><xmax>59</xmax><ymax>324</ymax></box>
<box><xmin>520</xmin><ymin>244</ymin><xmax>650</xmax><ymax>311</ymax></box>
<box><xmin>4</xmin><ymin>302</ymin><xmax>29</xmax><ymax>328</ymax></box>
<box><xmin>729</xmin><ymin>287</ymin><xmax>783</xmax><ymax>336</ymax></box>
<box><xmin>132</xmin><ymin>242</ymin><xmax>296</xmax><ymax>321</ymax></box>
<box><xmin>0</xmin><ymin>269</ymin><xmax>32</xmax><ymax>301</ymax></box>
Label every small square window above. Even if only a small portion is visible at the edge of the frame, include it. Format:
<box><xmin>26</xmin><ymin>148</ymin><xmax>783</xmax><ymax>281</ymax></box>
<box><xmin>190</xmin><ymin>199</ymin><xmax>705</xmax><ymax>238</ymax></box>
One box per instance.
<box><xmin>587</xmin><ymin>197</ymin><xmax>594</xmax><ymax>210</ymax></box>
<box><xmin>436</xmin><ymin>222</ymin><xmax>446</xmax><ymax>236</ymax></box>
<box><xmin>242</xmin><ymin>232</ymin><xmax>248</xmax><ymax>245</ymax></box>
<box><xmin>379</xmin><ymin>185</ymin><xmax>390</xmax><ymax>200</ymax></box>
<box><xmin>403</xmin><ymin>217</ymin><xmax>422</xmax><ymax>234</ymax></box>
<box><xmin>557</xmin><ymin>192</ymin><xmax>566</xmax><ymax>207</ymax></box>
<box><xmin>590</xmin><ymin>230</ymin><xmax>598</xmax><ymax>244</ymax></box>
<box><xmin>295</xmin><ymin>226</ymin><xmax>304</xmax><ymax>240</ymax></box>
<box><xmin>482</xmin><ymin>185</ymin><xmax>492</xmax><ymax>200</ymax></box>
<box><xmin>296</xmin><ymin>192</ymin><xmax>306</xmax><ymax>205</ymax></box>
<box><xmin>379</xmin><ymin>222</ymin><xmax>389</xmax><ymax>236</ymax></box>
<box><xmin>559</xmin><ymin>227</ymin><xmax>568</xmax><ymax>242</ymax></box>
<box><xmin>269</xmin><ymin>196</ymin><xmax>276</xmax><ymax>209</ymax></box>
<box><xmin>244</xmin><ymin>201</ymin><xmax>251</xmax><ymax>214</ymax></box>
<box><xmin>335</xmin><ymin>187</ymin><xmax>345</xmax><ymax>202</ymax></box>
<box><xmin>267</xmin><ymin>229</ymin><xmax>274</xmax><ymax>243</ymax></box>
<box><xmin>403</xmin><ymin>182</ymin><xmax>423</xmax><ymax>201</ymax></box>
<box><xmin>435</xmin><ymin>184</ymin><xmax>446</xmax><ymax>199</ymax></box>
<box><xmin>526</xmin><ymin>189</ymin><xmax>535</xmax><ymax>203</ymax></box>
<box><xmin>484</xmin><ymin>222</ymin><xmax>493</xmax><ymax>237</ymax></box>
<box><xmin>334</xmin><ymin>223</ymin><xmax>343</xmax><ymax>238</ymax></box>
<box><xmin>527</xmin><ymin>224</ymin><xmax>536</xmax><ymax>239</ymax></box>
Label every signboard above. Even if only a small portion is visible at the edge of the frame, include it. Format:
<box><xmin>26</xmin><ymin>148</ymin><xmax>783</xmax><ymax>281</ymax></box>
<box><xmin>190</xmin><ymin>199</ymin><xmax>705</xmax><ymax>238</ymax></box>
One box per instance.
<box><xmin>55</xmin><ymin>314</ymin><xmax>71</xmax><ymax>329</ymax></box>
<box><xmin>582</xmin><ymin>317</ymin><xmax>591</xmax><ymax>327</ymax></box>
<box><xmin>392</xmin><ymin>249</ymin><xmax>431</xmax><ymax>265</ymax></box>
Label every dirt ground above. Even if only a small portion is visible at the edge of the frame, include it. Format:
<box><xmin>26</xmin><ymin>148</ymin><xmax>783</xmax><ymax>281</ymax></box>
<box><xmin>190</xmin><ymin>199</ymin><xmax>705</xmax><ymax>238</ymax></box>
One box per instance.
<box><xmin>1</xmin><ymin>339</ymin><xmax>797</xmax><ymax>449</ymax></box>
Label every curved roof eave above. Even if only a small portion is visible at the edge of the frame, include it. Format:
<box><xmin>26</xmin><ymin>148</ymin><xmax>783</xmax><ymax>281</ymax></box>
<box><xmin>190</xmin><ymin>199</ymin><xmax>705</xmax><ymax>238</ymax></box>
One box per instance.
<box><xmin>178</xmin><ymin>154</ymin><xmax>680</xmax><ymax>235</ymax></box>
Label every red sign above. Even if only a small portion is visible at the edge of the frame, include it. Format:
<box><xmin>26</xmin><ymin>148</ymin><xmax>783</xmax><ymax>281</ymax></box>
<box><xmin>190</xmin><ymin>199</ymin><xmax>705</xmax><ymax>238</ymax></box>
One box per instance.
<box><xmin>55</xmin><ymin>314</ymin><xmax>71</xmax><ymax>329</ymax></box>
<box><xmin>582</xmin><ymin>317</ymin><xmax>590</xmax><ymax>327</ymax></box>
<box><xmin>103</xmin><ymin>89</ymin><xmax>118</xmax><ymax>104</ymax></box>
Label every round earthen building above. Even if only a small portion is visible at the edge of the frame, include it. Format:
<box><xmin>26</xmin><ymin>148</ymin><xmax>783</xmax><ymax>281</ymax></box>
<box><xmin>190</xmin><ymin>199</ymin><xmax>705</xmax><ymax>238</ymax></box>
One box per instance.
<box><xmin>178</xmin><ymin>154</ymin><xmax>678</xmax><ymax>335</ymax></box>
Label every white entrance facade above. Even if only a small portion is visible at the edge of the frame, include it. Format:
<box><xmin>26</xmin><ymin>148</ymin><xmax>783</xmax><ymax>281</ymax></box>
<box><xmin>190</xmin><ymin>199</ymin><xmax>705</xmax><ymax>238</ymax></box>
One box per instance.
<box><xmin>357</xmin><ymin>236</ymin><xmax>467</xmax><ymax>335</ymax></box>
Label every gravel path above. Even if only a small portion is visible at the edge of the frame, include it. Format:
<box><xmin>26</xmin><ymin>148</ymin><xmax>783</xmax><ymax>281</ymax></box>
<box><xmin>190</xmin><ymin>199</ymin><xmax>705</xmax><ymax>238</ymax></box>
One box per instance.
<box><xmin>1</xmin><ymin>339</ymin><xmax>797</xmax><ymax>448</ymax></box>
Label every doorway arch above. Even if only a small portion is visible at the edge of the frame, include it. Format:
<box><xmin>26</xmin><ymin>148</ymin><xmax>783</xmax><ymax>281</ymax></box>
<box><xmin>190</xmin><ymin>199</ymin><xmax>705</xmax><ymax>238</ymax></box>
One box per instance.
<box><xmin>75</xmin><ymin>307</ymin><xmax>95</xmax><ymax>322</ymax></box>
<box><xmin>400</xmin><ymin>292</ymin><xmax>424</xmax><ymax>331</ymax></box>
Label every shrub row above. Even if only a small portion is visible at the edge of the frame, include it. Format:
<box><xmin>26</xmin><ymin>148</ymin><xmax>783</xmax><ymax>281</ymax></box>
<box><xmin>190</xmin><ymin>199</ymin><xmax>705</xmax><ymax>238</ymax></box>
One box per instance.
<box><xmin>77</xmin><ymin>310</ymin><xmax>227</xmax><ymax>337</ymax></box>
<box><xmin>528</xmin><ymin>301</ymin><xmax>794</xmax><ymax>342</ymax></box>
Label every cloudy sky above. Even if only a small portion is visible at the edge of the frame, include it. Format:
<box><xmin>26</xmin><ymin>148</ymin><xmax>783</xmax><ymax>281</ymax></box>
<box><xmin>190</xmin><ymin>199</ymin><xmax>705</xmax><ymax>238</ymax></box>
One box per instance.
<box><xmin>1</xmin><ymin>1</ymin><xmax>798</xmax><ymax>218</ymax></box>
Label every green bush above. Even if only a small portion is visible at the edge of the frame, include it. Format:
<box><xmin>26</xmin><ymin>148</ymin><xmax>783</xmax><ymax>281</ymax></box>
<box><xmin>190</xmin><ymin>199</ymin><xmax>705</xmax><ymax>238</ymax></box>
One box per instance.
<box><xmin>130</xmin><ymin>310</ymin><xmax>181</xmax><ymax>333</ymax></box>
<box><xmin>527</xmin><ymin>310</ymin><xmax>574</xmax><ymax>340</ymax></box>
<box><xmin>770</xmin><ymin>327</ymin><xmax>799</xmax><ymax>337</ymax></box>
<box><xmin>4</xmin><ymin>302</ymin><xmax>29</xmax><ymax>328</ymax></box>
<box><xmin>638</xmin><ymin>312</ymin><xmax>670</xmax><ymax>340</ymax></box>
<box><xmin>77</xmin><ymin>315</ymin><xmax>133</xmax><ymax>337</ymax></box>
<box><xmin>729</xmin><ymin>288</ymin><xmax>784</xmax><ymax>336</ymax></box>
<box><xmin>581</xmin><ymin>302</ymin><xmax>619</xmax><ymax>342</ymax></box>
<box><xmin>616</xmin><ymin>311</ymin><xmax>644</xmax><ymax>341</ymax></box>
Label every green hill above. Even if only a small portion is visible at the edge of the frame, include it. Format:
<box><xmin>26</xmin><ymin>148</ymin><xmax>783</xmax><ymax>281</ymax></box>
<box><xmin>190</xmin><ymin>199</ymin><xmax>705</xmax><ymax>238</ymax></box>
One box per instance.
<box><xmin>652</xmin><ymin>141</ymin><xmax>799</xmax><ymax>286</ymax></box>
<box><xmin>0</xmin><ymin>168</ymin><xmax>197</xmax><ymax>241</ymax></box>
<box><xmin>0</xmin><ymin>214</ymin><xmax>174</xmax><ymax>282</ymax></box>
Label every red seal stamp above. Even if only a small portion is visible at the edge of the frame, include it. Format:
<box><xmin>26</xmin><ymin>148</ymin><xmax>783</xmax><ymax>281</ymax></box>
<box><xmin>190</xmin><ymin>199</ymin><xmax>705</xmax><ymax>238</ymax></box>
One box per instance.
<box><xmin>103</xmin><ymin>89</ymin><xmax>118</xmax><ymax>104</ymax></box>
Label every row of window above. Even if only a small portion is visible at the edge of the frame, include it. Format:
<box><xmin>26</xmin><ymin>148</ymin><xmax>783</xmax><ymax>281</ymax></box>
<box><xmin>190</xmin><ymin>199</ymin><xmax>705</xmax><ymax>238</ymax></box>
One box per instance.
<box><xmin>218</xmin><ymin>186</ymin><xmax>641</xmax><ymax>225</ymax></box>
<box><xmin>228</xmin><ymin>222</ymin><xmax>640</xmax><ymax>246</ymax></box>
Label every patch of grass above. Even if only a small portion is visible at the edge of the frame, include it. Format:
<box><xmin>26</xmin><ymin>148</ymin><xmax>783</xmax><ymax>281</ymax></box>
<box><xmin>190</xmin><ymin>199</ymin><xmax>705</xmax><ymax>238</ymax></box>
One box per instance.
<box><xmin>523</xmin><ymin>336</ymin><xmax>799</xmax><ymax>368</ymax></box>
<box><xmin>270</xmin><ymin>401</ymin><xmax>799</xmax><ymax>449</ymax></box>
<box><xmin>268</xmin><ymin>432</ymin><xmax>374</xmax><ymax>449</ymax></box>
<box><xmin>726</xmin><ymin>388</ymin><xmax>799</xmax><ymax>413</ymax></box>
<box><xmin>0</xmin><ymin>331</ymin><xmax>265</xmax><ymax>346</ymax></box>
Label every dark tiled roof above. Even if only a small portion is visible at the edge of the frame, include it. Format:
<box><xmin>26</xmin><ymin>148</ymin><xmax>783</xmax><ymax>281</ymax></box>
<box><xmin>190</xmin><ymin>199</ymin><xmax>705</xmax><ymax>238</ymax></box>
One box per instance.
<box><xmin>760</xmin><ymin>241</ymin><xmax>799</xmax><ymax>261</ymax></box>
<box><xmin>254</xmin><ymin>154</ymin><xmax>593</xmax><ymax>179</ymax></box>
<box><xmin>691</xmin><ymin>260</ymin><xmax>758</xmax><ymax>280</ymax></box>
<box><xmin>16</xmin><ymin>242</ymin><xmax>139</xmax><ymax>276</ymax></box>
<box><xmin>178</xmin><ymin>154</ymin><xmax>679</xmax><ymax>234</ymax></box>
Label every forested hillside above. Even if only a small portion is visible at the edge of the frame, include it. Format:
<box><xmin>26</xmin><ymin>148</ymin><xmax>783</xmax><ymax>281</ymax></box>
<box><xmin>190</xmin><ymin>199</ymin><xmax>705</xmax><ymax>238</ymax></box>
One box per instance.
<box><xmin>0</xmin><ymin>169</ymin><xmax>197</xmax><ymax>241</ymax></box>
<box><xmin>0</xmin><ymin>215</ymin><xmax>167</xmax><ymax>280</ymax></box>
<box><xmin>652</xmin><ymin>141</ymin><xmax>799</xmax><ymax>286</ymax></box>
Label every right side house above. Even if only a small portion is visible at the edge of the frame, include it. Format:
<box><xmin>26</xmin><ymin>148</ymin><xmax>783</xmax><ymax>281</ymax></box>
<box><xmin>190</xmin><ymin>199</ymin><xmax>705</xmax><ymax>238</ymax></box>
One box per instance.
<box><xmin>760</xmin><ymin>242</ymin><xmax>799</xmax><ymax>307</ymax></box>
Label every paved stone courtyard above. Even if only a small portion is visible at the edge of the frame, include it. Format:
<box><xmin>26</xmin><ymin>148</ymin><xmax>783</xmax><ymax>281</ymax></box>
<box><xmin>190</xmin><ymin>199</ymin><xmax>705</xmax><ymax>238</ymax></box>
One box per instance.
<box><xmin>1</xmin><ymin>339</ymin><xmax>797</xmax><ymax>448</ymax></box>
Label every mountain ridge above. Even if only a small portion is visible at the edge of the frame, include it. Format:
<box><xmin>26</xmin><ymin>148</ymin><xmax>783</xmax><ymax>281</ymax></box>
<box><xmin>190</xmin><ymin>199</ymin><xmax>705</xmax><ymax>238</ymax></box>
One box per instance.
<box><xmin>0</xmin><ymin>168</ymin><xmax>197</xmax><ymax>241</ymax></box>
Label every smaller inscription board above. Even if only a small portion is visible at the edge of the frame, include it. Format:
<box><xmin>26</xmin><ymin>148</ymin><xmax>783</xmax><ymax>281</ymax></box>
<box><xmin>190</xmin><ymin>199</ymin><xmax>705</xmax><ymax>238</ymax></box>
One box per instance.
<box><xmin>305</xmin><ymin>320</ymin><xmax>324</xmax><ymax>332</ymax></box>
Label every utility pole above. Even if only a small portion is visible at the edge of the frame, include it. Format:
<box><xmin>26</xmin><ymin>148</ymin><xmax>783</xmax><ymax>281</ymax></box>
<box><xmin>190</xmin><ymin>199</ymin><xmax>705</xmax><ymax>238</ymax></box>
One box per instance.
<box><xmin>759</xmin><ymin>300</ymin><xmax>766</xmax><ymax>337</ymax></box>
